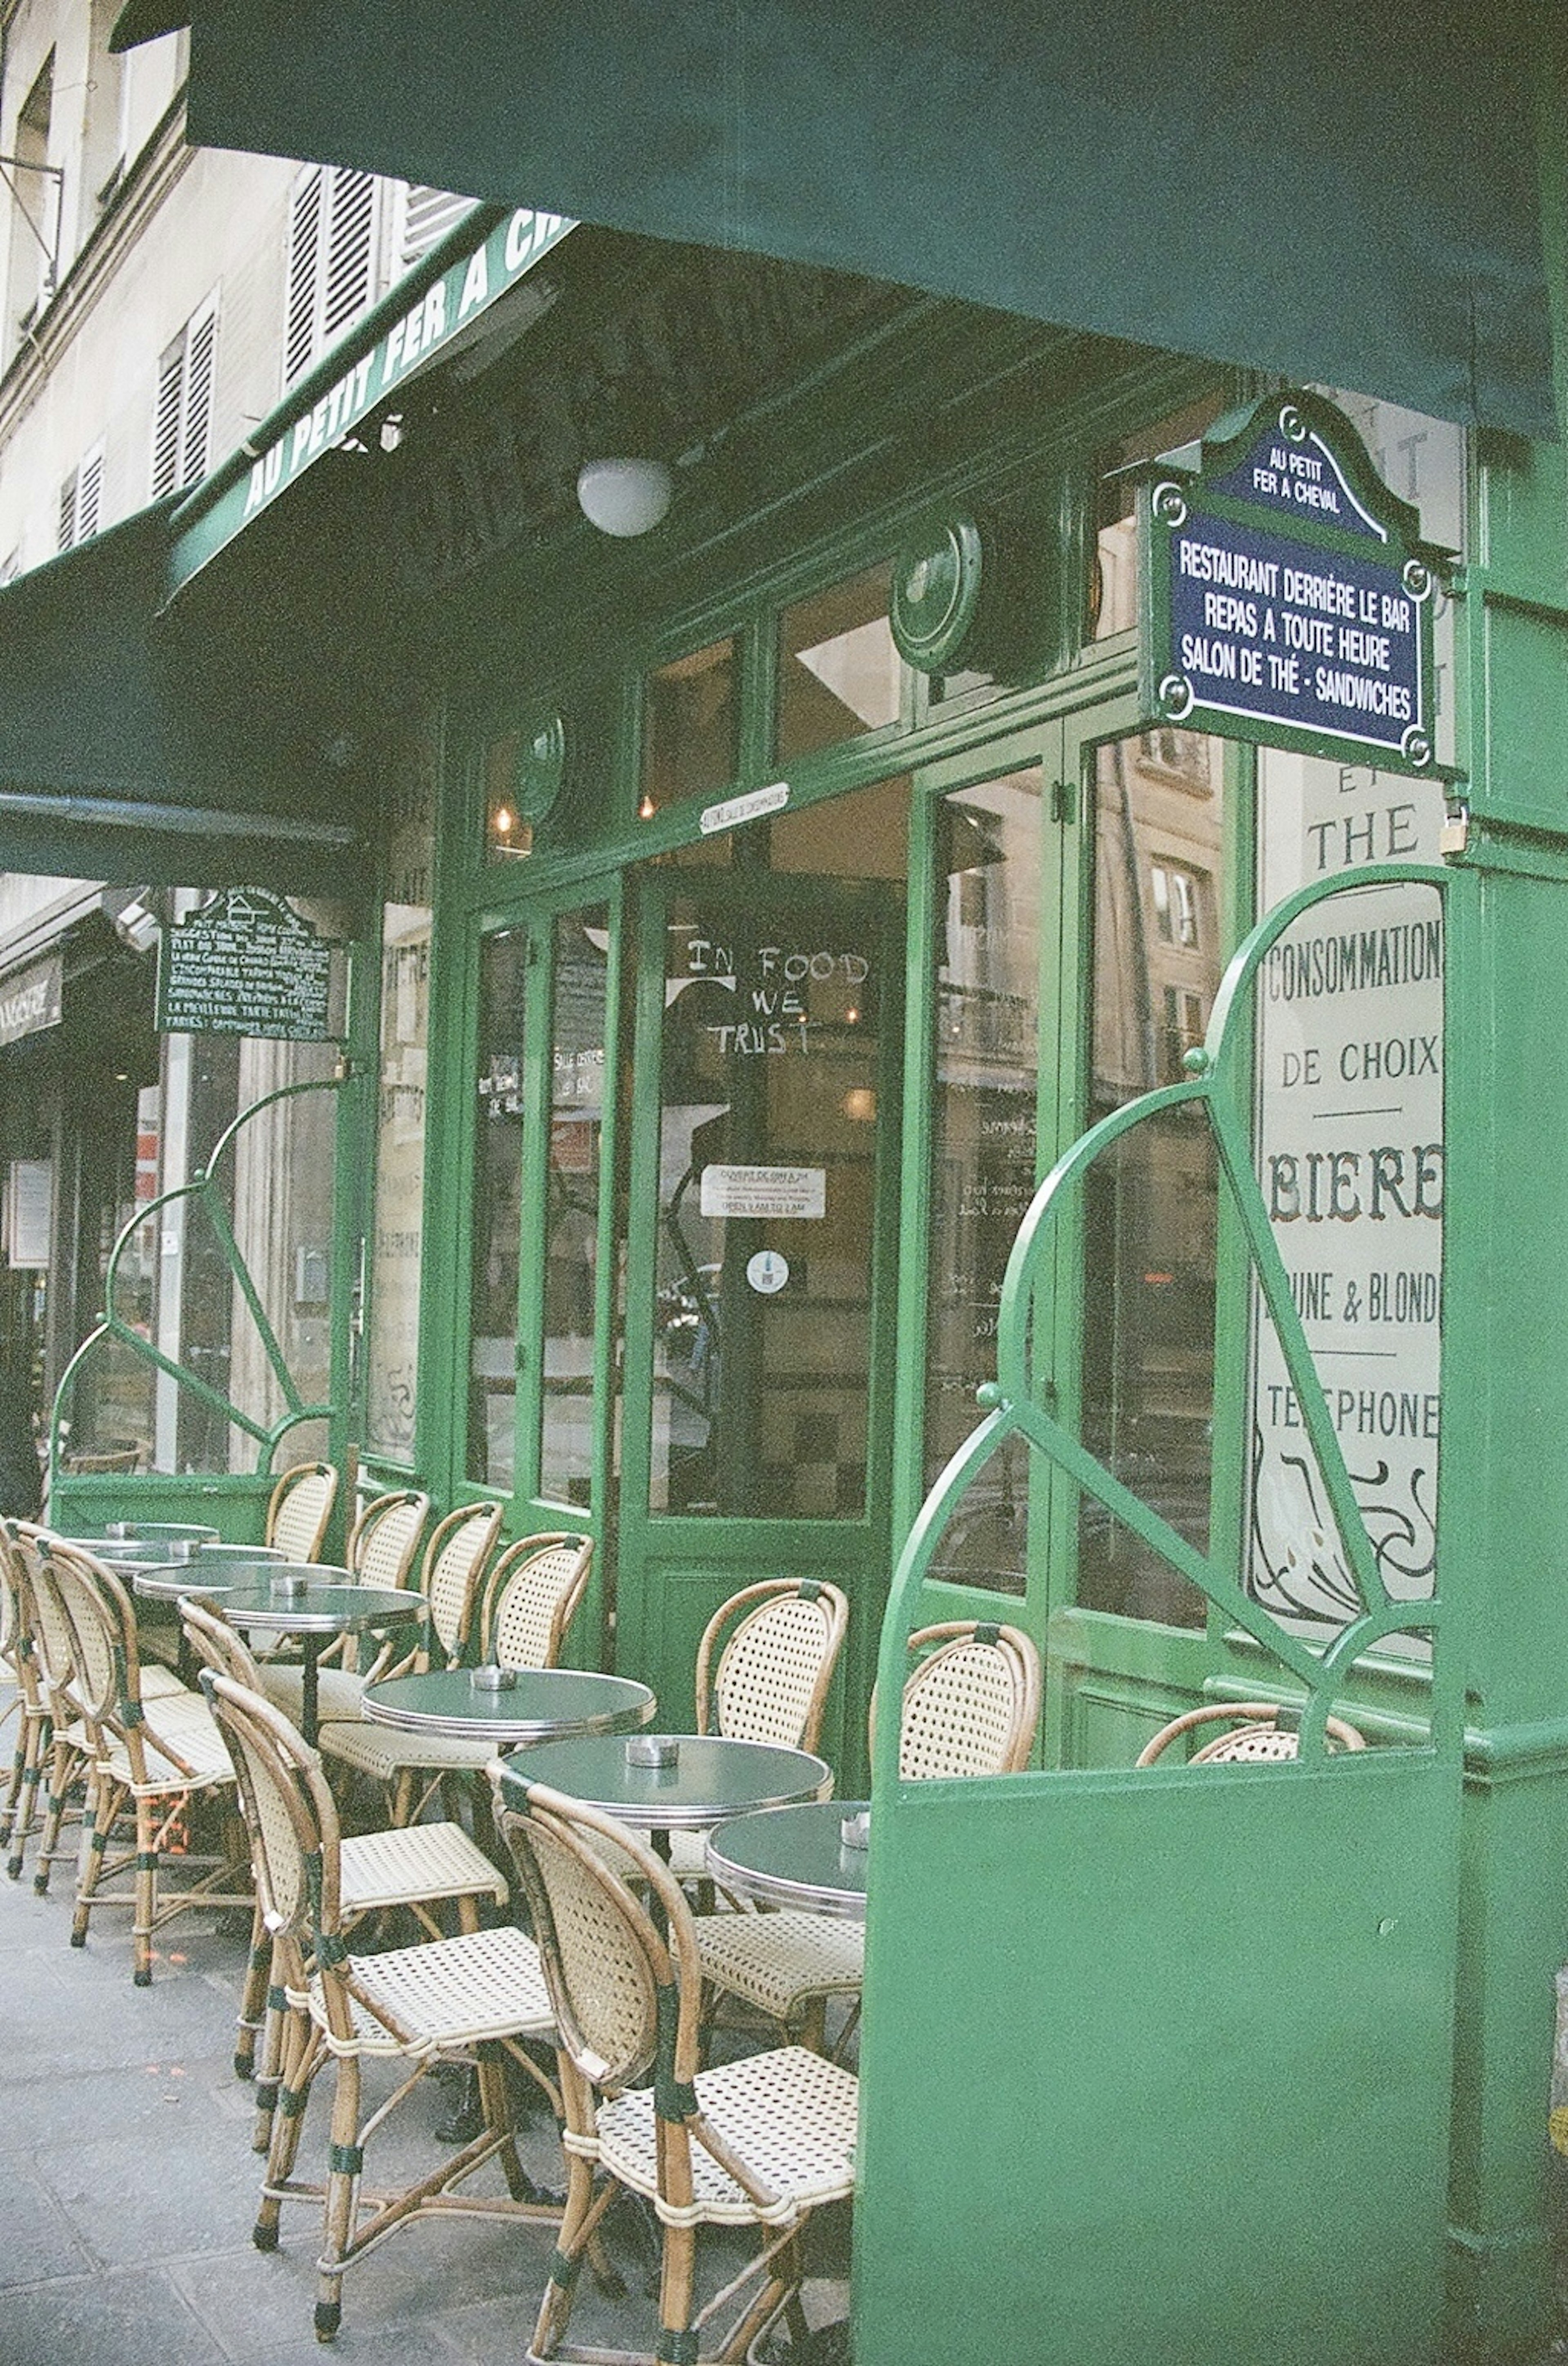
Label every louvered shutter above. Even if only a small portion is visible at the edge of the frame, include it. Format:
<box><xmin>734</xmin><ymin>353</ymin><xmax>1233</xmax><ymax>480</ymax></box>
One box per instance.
<box><xmin>398</xmin><ymin>185</ymin><xmax>474</xmax><ymax>271</ymax></box>
<box><xmin>180</xmin><ymin>302</ymin><xmax>216</xmax><ymax>487</ymax></box>
<box><xmin>321</xmin><ymin>168</ymin><xmax>377</xmax><ymax>344</ymax></box>
<box><xmin>151</xmin><ymin>339</ymin><xmax>184</xmax><ymax>498</ymax></box>
<box><xmin>283</xmin><ymin>163</ymin><xmax>324</xmax><ymax>386</ymax></box>
<box><xmin>57</xmin><ymin>471</ymin><xmax>77</xmax><ymax>553</ymax></box>
<box><xmin>75</xmin><ymin>448</ymin><xmax>103</xmax><ymax>540</ymax></box>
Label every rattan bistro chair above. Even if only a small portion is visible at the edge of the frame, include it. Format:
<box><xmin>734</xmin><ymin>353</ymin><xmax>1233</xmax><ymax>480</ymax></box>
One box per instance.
<box><xmin>47</xmin><ymin>1542</ymin><xmax>252</xmax><ymax>1985</ymax></box>
<box><xmin>263</xmin><ymin>1497</ymin><xmax>500</xmax><ymax>1738</ymax></box>
<box><xmin>181</xmin><ymin>1596</ymin><xmax>511</xmax><ymax>2117</ymax></box>
<box><xmin>1134</xmin><ymin>1700</ymin><xmax>1368</xmax><ymax>1765</ymax></box>
<box><xmin>693</xmin><ymin>1619</ymin><xmax>1042</xmax><ymax>2051</ymax></box>
<box><xmin>318</xmin><ymin>1530</ymin><xmax>594</xmax><ymax>1822</ymax></box>
<box><xmin>265</xmin><ymin>1460</ymin><xmax>339</xmax><ymax>1562</ymax></box>
<box><xmin>204</xmin><ymin>1673</ymin><xmax>559</xmax><ymax>2345</ymax></box>
<box><xmin>496</xmin><ymin>1777</ymin><xmax>859</xmax><ymax>2366</ymax></box>
<box><xmin>0</xmin><ymin>1520</ymin><xmax>52</xmax><ymax>1880</ymax></box>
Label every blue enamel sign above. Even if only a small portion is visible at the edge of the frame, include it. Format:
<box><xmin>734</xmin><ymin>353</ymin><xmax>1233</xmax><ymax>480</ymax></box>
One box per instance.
<box><xmin>1140</xmin><ymin>393</ymin><xmax>1447</xmax><ymax>774</ymax></box>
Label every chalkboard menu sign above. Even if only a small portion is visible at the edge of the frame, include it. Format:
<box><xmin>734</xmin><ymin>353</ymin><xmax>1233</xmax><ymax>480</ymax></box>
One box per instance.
<box><xmin>156</xmin><ymin>889</ymin><xmax>341</xmax><ymax>1042</ymax></box>
<box><xmin>1140</xmin><ymin>390</ymin><xmax>1450</xmax><ymax>776</ymax></box>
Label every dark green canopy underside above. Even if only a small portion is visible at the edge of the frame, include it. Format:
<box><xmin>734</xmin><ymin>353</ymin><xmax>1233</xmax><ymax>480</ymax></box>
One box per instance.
<box><xmin>116</xmin><ymin>0</ymin><xmax>1556</xmax><ymax>438</ymax></box>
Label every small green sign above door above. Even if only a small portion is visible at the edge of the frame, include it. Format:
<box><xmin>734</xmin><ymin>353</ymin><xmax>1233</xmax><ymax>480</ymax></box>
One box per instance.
<box><xmin>156</xmin><ymin>888</ymin><xmax>341</xmax><ymax>1041</ymax></box>
<box><xmin>1139</xmin><ymin>389</ymin><xmax>1452</xmax><ymax>775</ymax></box>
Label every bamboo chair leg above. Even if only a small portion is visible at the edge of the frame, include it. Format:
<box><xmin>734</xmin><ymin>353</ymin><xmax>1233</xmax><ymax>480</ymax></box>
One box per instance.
<box><xmin>315</xmin><ymin>2052</ymin><xmax>364</xmax><ymax>2342</ymax></box>
<box><xmin>69</xmin><ymin>1769</ymin><xmax>115</xmax><ymax>1940</ymax></box>
<box><xmin>36</xmin><ymin>1731</ymin><xmax>82</xmax><ymax>1897</ymax></box>
<box><xmin>235</xmin><ymin>1905</ymin><xmax>272</xmax><ymax>2079</ymax></box>
<box><xmin>252</xmin><ymin>1946</ymin><xmax>290</xmax><ymax>2154</ymax></box>
<box><xmin>4</xmin><ymin>1713</ymin><xmax>46</xmax><ymax>1877</ymax></box>
<box><xmin>132</xmin><ymin>1794</ymin><xmax>158</xmax><ymax>1985</ymax></box>
<box><xmin>255</xmin><ymin>2005</ymin><xmax>316</xmax><ymax>2250</ymax></box>
<box><xmin>529</xmin><ymin>2147</ymin><xmax>615</xmax><ymax>2362</ymax></box>
<box><xmin>657</xmin><ymin>2220</ymin><xmax>698</xmax><ymax>2366</ymax></box>
<box><xmin>0</xmin><ymin>1713</ymin><xmax>32</xmax><ymax>1847</ymax></box>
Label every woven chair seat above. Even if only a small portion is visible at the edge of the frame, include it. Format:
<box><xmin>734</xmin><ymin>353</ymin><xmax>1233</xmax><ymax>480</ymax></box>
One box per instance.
<box><xmin>141</xmin><ymin>1665</ymin><xmax>189</xmax><ymax>1700</ymax></box>
<box><xmin>597</xmin><ymin>2045</ymin><xmax>859</xmax><ymax>2227</ymax></box>
<box><xmin>299</xmin><ymin>1922</ymin><xmax>553</xmax><ymax>2057</ymax></box>
<box><xmin>259</xmin><ymin>1666</ymin><xmax>368</xmax><ymax>1727</ymax></box>
<box><xmin>337</xmin><ymin>1820</ymin><xmax>507</xmax><ymax>1915</ymax></box>
<box><xmin>317</xmin><ymin>1719</ymin><xmax>494</xmax><ymax>1779</ymax></box>
<box><xmin>694</xmin><ymin>1910</ymin><xmax>865</xmax><ymax>2018</ymax></box>
<box><xmin>98</xmin><ymin>1692</ymin><xmax>240</xmax><ymax>1795</ymax></box>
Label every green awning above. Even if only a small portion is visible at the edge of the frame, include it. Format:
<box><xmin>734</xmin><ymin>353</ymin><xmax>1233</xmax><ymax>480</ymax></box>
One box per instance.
<box><xmin>0</xmin><ymin>502</ymin><xmax>366</xmax><ymax>889</ymax></box>
<box><xmin>114</xmin><ymin>0</ymin><xmax>1556</xmax><ymax>439</ymax></box>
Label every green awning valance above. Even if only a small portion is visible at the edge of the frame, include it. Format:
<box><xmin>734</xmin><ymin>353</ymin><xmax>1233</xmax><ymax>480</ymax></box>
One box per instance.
<box><xmin>0</xmin><ymin>503</ymin><xmax>366</xmax><ymax>889</ymax></box>
<box><xmin>114</xmin><ymin>0</ymin><xmax>1556</xmax><ymax>439</ymax></box>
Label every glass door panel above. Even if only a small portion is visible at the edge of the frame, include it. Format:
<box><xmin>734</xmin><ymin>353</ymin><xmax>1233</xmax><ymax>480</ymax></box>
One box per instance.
<box><xmin>537</xmin><ymin>907</ymin><xmax>611</xmax><ymax>1511</ymax></box>
<box><xmin>466</xmin><ymin>926</ymin><xmax>528</xmax><ymax>1488</ymax></box>
<box><xmin>647</xmin><ymin>884</ymin><xmax>891</xmax><ymax>1519</ymax></box>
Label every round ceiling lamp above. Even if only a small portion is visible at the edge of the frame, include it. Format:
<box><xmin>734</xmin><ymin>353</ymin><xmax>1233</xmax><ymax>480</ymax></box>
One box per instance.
<box><xmin>576</xmin><ymin>456</ymin><xmax>673</xmax><ymax>538</ymax></box>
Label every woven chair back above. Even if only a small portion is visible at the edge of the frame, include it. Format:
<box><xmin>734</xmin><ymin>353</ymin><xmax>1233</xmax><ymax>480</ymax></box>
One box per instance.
<box><xmin>481</xmin><ymin>1533</ymin><xmax>593</xmax><ymax>1670</ymax></box>
<box><xmin>347</xmin><ymin>1489</ymin><xmax>430</xmax><ymax>1590</ymax></box>
<box><xmin>0</xmin><ymin>1517</ymin><xmax>27</xmax><ymax>1664</ymax></box>
<box><xmin>17</xmin><ymin>1531</ymin><xmax>85</xmax><ymax>1701</ymax></box>
<box><xmin>266</xmin><ymin>1462</ymin><xmax>339</xmax><ymax>1561</ymax></box>
<box><xmin>1134</xmin><ymin>1701</ymin><xmax>1368</xmax><ymax>1767</ymax></box>
<box><xmin>496</xmin><ymin>1783</ymin><xmax>678</xmax><ymax>2092</ymax></box>
<box><xmin>45</xmin><ymin>1546</ymin><xmax>140</xmax><ymax>1729</ymax></box>
<box><xmin>178</xmin><ymin>1596</ymin><xmax>265</xmax><ymax>1690</ymax></box>
<box><xmin>699</xmin><ymin>1578</ymin><xmax>850</xmax><ymax>1751</ymax></box>
<box><xmin>204</xmin><ymin>1672</ymin><xmax>337</xmax><ymax>1940</ymax></box>
<box><xmin>421</xmin><ymin>1502</ymin><xmax>503</xmax><ymax>1664</ymax></box>
<box><xmin>895</xmin><ymin>1621</ymin><xmax>1042</xmax><ymax>1780</ymax></box>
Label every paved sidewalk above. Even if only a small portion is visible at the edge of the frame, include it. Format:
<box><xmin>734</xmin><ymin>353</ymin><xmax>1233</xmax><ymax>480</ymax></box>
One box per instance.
<box><xmin>0</xmin><ymin>1780</ymin><xmax>849</xmax><ymax>2365</ymax></box>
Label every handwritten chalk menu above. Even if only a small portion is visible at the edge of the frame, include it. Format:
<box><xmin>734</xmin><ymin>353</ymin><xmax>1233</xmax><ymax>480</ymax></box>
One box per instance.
<box><xmin>1247</xmin><ymin>751</ymin><xmax>1446</xmax><ymax>1645</ymax></box>
<box><xmin>157</xmin><ymin>889</ymin><xmax>340</xmax><ymax>1041</ymax></box>
<box><xmin>1140</xmin><ymin>391</ymin><xmax>1448</xmax><ymax>775</ymax></box>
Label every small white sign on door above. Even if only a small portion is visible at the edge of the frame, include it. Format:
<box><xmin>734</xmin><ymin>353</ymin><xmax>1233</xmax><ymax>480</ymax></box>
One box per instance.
<box><xmin>699</xmin><ymin>1164</ymin><xmax>826</xmax><ymax>1221</ymax></box>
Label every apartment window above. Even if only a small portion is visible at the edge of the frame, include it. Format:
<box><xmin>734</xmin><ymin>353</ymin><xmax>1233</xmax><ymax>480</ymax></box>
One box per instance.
<box><xmin>151</xmin><ymin>295</ymin><xmax>217</xmax><ymax>498</ymax></box>
<box><xmin>8</xmin><ymin>52</ymin><xmax>58</xmax><ymax>330</ymax></box>
<box><xmin>283</xmin><ymin>169</ymin><xmax>472</xmax><ymax>390</ymax></box>
<box><xmin>283</xmin><ymin>163</ymin><xmax>382</xmax><ymax>386</ymax></box>
<box><xmin>58</xmin><ymin>445</ymin><xmax>104</xmax><ymax>550</ymax></box>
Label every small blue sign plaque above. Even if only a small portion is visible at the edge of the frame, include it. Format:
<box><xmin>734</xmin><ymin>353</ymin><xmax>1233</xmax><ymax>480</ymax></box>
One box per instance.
<box><xmin>1140</xmin><ymin>394</ymin><xmax>1448</xmax><ymax>775</ymax></box>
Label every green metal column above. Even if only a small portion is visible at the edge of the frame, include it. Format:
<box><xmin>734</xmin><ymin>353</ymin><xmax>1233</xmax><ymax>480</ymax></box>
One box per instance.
<box><xmin>1441</xmin><ymin>405</ymin><xmax>1568</xmax><ymax>2356</ymax></box>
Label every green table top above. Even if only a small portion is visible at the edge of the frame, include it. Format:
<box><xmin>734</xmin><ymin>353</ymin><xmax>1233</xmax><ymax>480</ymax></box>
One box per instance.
<box><xmin>129</xmin><ymin>1555</ymin><xmax>289</xmax><ymax>1602</ymax></box>
<box><xmin>497</xmin><ymin>1733</ymin><xmax>833</xmax><ymax>1829</ymax></box>
<box><xmin>216</xmin><ymin>1576</ymin><xmax>421</xmax><ymax>1634</ymax></box>
<box><xmin>706</xmin><ymin>1799</ymin><xmax>870</xmax><ymax>1919</ymax></box>
<box><xmin>363</xmin><ymin>1666</ymin><xmax>657</xmax><ymax>1744</ymax></box>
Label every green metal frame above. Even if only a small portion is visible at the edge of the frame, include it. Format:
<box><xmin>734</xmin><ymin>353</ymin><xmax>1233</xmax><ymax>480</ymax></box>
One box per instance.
<box><xmin>49</xmin><ymin>1074</ymin><xmax>345</xmax><ymax>1485</ymax></box>
<box><xmin>873</xmin><ymin>856</ymin><xmax>1456</xmax><ymax>1779</ymax></box>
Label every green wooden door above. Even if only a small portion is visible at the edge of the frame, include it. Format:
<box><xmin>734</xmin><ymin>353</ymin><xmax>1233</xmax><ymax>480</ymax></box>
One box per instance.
<box><xmin>615</xmin><ymin>862</ymin><xmax>905</xmax><ymax>1772</ymax></box>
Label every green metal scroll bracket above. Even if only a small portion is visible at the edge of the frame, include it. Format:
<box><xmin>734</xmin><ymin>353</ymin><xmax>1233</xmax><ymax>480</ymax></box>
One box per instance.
<box><xmin>49</xmin><ymin>1076</ymin><xmax>342</xmax><ymax>1484</ymax></box>
<box><xmin>873</xmin><ymin>860</ymin><xmax>1450</xmax><ymax>1789</ymax></box>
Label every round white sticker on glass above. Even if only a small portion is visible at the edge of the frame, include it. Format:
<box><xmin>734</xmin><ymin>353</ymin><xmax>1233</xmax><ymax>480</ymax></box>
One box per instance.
<box><xmin>746</xmin><ymin>1250</ymin><xmax>789</xmax><ymax>1296</ymax></box>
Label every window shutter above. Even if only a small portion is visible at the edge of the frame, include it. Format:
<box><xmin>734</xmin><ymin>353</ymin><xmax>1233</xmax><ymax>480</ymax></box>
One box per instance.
<box><xmin>151</xmin><ymin>339</ymin><xmax>184</xmax><ymax>499</ymax></box>
<box><xmin>180</xmin><ymin>302</ymin><xmax>216</xmax><ymax>487</ymax></box>
<box><xmin>284</xmin><ymin>163</ymin><xmax>324</xmax><ymax>386</ymax></box>
<box><xmin>57</xmin><ymin>470</ymin><xmax>76</xmax><ymax>553</ymax></box>
<box><xmin>76</xmin><ymin>447</ymin><xmax>103</xmax><ymax>541</ymax></box>
<box><xmin>322</xmin><ymin>167</ymin><xmax>377</xmax><ymax>344</ymax></box>
<box><xmin>398</xmin><ymin>185</ymin><xmax>474</xmax><ymax>272</ymax></box>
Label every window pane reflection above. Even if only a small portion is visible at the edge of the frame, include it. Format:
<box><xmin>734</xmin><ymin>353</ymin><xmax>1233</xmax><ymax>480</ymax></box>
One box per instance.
<box><xmin>538</xmin><ymin>909</ymin><xmax>609</xmax><ymax>1509</ymax></box>
<box><xmin>1080</xmin><ymin>733</ymin><xmax>1227</xmax><ymax>1625</ymax></box>
<box><xmin>641</xmin><ymin>637</ymin><xmax>739</xmax><ymax>818</ymax></box>
<box><xmin>467</xmin><ymin>930</ymin><xmax>526</xmax><ymax>1487</ymax></box>
<box><xmin>776</xmin><ymin>566</ymin><xmax>900</xmax><ymax>761</ymax></box>
<box><xmin>923</xmin><ymin>771</ymin><xmax>1042</xmax><ymax>1593</ymax></box>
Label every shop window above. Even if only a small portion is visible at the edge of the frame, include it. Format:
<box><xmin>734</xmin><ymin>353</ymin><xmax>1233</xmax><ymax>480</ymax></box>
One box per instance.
<box><xmin>1080</xmin><ymin>732</ymin><xmax>1230</xmax><ymax>1627</ymax></box>
<box><xmin>467</xmin><ymin>929</ymin><xmax>527</xmax><ymax>1488</ymax></box>
<box><xmin>365</xmin><ymin>721</ymin><xmax>437</xmax><ymax>1463</ymax></box>
<box><xmin>639</xmin><ymin>636</ymin><xmax>739</xmax><ymax>819</ymax></box>
<box><xmin>1089</xmin><ymin>390</ymin><xmax>1227</xmax><ymax>641</ymax></box>
<box><xmin>924</xmin><ymin>770</ymin><xmax>1044</xmax><ymax>1594</ymax></box>
<box><xmin>775</xmin><ymin>565</ymin><xmax>900</xmax><ymax>762</ymax></box>
<box><xmin>151</xmin><ymin>293</ymin><xmax>218</xmax><ymax>499</ymax></box>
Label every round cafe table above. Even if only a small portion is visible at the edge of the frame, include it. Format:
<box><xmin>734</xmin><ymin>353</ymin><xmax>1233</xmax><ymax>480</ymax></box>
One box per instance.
<box><xmin>361</xmin><ymin>1666</ymin><xmax>657</xmax><ymax>1747</ymax></box>
<box><xmin>705</xmin><ymin>1798</ymin><xmax>870</xmax><ymax>1920</ymax></box>
<box><xmin>494</xmin><ymin>1732</ymin><xmax>832</xmax><ymax>1860</ymax></box>
<box><xmin>214</xmin><ymin>1575</ymin><xmax>423</xmax><ymax>1744</ymax></box>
